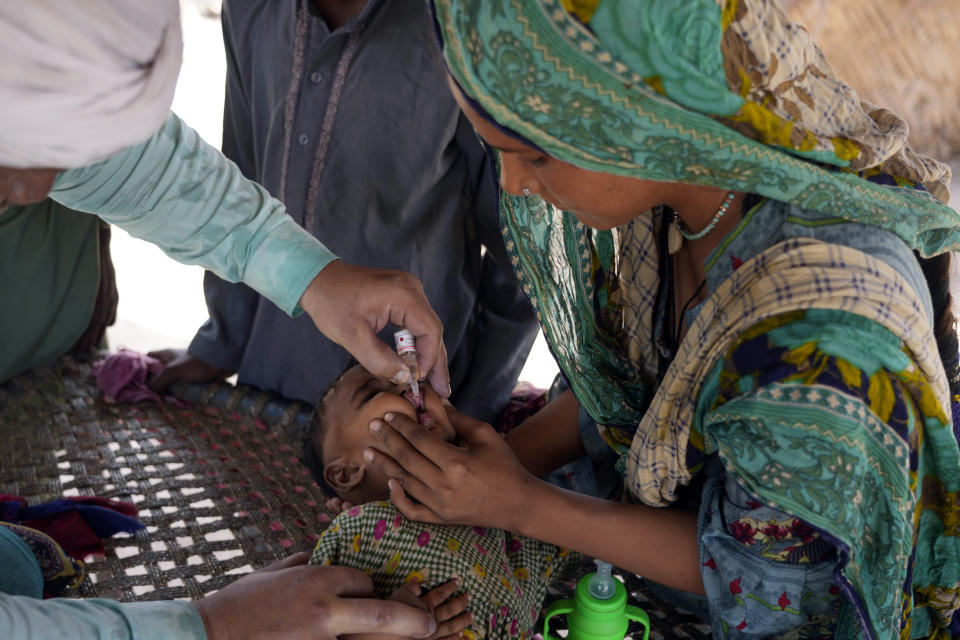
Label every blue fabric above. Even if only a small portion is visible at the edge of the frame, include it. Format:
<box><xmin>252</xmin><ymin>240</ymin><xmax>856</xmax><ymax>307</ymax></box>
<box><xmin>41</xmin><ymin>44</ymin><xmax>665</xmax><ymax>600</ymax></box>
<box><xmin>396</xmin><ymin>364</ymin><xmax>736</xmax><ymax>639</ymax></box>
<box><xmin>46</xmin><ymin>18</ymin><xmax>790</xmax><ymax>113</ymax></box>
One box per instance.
<box><xmin>17</xmin><ymin>503</ymin><xmax>144</xmax><ymax>538</ymax></box>
<box><xmin>544</xmin><ymin>375</ymin><xmax>621</xmax><ymax>499</ymax></box>
<box><xmin>952</xmin><ymin>400</ymin><xmax>960</xmax><ymax>446</ymax></box>
<box><xmin>0</xmin><ymin>526</ymin><xmax>43</xmax><ymax>599</ymax></box>
<box><xmin>698</xmin><ymin>473</ymin><xmax>840</xmax><ymax>638</ymax></box>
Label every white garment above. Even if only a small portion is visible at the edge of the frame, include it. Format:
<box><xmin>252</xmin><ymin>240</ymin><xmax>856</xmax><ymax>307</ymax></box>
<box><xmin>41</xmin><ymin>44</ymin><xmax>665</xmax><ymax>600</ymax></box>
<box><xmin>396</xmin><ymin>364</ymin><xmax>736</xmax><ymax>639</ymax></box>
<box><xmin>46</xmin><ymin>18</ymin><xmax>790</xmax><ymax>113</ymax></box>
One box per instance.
<box><xmin>0</xmin><ymin>0</ymin><xmax>182</xmax><ymax>169</ymax></box>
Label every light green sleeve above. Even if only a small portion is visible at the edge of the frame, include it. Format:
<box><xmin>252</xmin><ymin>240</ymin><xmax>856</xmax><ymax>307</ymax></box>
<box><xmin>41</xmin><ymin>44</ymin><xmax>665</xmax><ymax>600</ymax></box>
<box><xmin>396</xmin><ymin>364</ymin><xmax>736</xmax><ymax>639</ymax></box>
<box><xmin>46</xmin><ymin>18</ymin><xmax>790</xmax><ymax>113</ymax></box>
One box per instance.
<box><xmin>49</xmin><ymin>112</ymin><xmax>337</xmax><ymax>316</ymax></box>
<box><xmin>0</xmin><ymin>594</ymin><xmax>207</xmax><ymax>640</ymax></box>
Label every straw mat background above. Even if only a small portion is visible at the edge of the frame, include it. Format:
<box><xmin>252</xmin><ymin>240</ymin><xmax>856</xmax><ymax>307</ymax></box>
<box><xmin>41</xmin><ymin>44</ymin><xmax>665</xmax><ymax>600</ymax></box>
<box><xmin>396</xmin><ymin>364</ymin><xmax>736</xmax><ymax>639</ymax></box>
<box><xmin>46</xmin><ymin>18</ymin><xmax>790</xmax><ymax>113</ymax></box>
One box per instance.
<box><xmin>783</xmin><ymin>0</ymin><xmax>960</xmax><ymax>160</ymax></box>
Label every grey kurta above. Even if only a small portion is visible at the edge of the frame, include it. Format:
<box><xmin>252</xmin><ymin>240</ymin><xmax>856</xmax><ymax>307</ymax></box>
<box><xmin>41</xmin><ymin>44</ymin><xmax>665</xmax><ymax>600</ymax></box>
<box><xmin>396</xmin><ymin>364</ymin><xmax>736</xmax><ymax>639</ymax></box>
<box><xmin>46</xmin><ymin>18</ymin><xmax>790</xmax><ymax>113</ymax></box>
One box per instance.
<box><xmin>188</xmin><ymin>0</ymin><xmax>538</xmax><ymax>420</ymax></box>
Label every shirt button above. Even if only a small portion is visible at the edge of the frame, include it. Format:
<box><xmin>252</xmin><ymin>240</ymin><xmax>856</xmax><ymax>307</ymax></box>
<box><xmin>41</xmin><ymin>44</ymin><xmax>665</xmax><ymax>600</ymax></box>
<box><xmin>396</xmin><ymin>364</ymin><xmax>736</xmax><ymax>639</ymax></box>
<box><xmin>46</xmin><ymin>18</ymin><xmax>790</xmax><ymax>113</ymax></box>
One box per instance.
<box><xmin>298</xmin><ymin>133</ymin><xmax>310</xmax><ymax>146</ymax></box>
<box><xmin>310</xmin><ymin>71</ymin><xmax>323</xmax><ymax>84</ymax></box>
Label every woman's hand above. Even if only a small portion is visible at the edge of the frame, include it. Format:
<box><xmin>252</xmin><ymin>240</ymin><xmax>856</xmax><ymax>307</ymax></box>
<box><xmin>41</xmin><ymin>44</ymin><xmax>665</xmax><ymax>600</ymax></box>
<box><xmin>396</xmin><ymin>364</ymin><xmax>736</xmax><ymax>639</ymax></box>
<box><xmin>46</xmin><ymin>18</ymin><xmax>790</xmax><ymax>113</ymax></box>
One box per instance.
<box><xmin>364</xmin><ymin>404</ymin><xmax>536</xmax><ymax>532</ymax></box>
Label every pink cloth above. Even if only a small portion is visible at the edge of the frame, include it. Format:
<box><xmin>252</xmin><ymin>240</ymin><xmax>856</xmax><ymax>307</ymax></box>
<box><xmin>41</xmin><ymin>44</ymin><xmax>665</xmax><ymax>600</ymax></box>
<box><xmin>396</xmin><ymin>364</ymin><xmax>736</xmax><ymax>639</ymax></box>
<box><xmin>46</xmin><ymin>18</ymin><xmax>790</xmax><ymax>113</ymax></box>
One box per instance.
<box><xmin>91</xmin><ymin>348</ymin><xmax>165</xmax><ymax>403</ymax></box>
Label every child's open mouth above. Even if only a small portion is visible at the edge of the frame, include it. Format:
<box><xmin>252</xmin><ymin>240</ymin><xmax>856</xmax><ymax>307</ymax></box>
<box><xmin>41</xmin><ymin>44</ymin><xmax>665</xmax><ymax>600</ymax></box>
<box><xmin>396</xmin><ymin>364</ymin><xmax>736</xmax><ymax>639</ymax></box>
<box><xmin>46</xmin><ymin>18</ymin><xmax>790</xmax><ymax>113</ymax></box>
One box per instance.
<box><xmin>403</xmin><ymin>389</ymin><xmax>434</xmax><ymax>427</ymax></box>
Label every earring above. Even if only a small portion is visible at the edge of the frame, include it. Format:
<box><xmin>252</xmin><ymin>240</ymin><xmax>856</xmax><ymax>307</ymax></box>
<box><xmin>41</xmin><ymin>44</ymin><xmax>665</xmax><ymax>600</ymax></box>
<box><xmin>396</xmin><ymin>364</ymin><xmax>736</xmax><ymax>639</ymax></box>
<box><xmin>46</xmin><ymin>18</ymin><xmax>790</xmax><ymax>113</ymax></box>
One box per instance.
<box><xmin>521</xmin><ymin>187</ymin><xmax>532</xmax><ymax>196</ymax></box>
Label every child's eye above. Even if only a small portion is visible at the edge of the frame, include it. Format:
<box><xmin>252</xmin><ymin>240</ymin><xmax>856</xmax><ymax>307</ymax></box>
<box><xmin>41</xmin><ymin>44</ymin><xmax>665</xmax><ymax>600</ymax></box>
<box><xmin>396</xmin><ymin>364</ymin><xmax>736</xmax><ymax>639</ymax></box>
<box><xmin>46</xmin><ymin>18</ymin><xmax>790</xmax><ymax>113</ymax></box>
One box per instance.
<box><xmin>363</xmin><ymin>389</ymin><xmax>381</xmax><ymax>404</ymax></box>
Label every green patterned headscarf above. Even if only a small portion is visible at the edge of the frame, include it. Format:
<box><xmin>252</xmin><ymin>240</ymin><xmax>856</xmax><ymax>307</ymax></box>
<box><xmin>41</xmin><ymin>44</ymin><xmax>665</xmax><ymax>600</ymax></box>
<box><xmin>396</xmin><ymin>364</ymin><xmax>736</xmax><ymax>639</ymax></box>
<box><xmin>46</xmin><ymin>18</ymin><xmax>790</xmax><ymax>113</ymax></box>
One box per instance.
<box><xmin>432</xmin><ymin>0</ymin><xmax>959</xmax><ymax>255</ymax></box>
<box><xmin>431</xmin><ymin>0</ymin><xmax>960</xmax><ymax>437</ymax></box>
<box><xmin>433</xmin><ymin>6</ymin><xmax>960</xmax><ymax>634</ymax></box>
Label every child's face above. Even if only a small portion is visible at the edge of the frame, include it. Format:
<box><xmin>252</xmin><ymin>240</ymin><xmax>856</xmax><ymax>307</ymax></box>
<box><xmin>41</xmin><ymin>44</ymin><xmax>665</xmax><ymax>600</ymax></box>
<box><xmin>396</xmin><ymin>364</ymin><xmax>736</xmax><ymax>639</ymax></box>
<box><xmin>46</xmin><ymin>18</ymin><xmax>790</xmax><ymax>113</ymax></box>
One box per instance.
<box><xmin>320</xmin><ymin>364</ymin><xmax>456</xmax><ymax>504</ymax></box>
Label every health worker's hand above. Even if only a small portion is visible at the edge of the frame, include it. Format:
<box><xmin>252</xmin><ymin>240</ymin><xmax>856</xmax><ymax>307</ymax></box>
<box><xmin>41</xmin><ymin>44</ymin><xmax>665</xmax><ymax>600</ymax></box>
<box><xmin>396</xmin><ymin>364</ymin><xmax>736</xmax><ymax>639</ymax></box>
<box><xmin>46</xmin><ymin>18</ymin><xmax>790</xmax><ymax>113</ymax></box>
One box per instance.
<box><xmin>299</xmin><ymin>260</ymin><xmax>451</xmax><ymax>398</ymax></box>
<box><xmin>364</xmin><ymin>404</ymin><xmax>536</xmax><ymax>533</ymax></box>
<box><xmin>193</xmin><ymin>552</ymin><xmax>437</xmax><ymax>640</ymax></box>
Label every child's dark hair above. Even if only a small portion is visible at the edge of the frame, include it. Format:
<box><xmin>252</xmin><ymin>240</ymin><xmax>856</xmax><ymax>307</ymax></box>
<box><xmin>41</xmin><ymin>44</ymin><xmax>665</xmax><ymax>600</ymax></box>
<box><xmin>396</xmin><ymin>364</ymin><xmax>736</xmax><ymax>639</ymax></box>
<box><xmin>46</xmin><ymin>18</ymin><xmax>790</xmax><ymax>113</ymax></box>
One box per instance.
<box><xmin>300</xmin><ymin>363</ymin><xmax>356</xmax><ymax>497</ymax></box>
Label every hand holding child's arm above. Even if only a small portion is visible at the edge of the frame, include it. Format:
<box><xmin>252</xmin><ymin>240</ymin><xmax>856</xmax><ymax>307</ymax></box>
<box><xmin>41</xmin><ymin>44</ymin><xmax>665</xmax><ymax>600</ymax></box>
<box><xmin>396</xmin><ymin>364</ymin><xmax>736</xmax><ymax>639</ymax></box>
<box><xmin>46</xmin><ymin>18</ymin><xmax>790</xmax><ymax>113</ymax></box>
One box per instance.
<box><xmin>345</xmin><ymin>579</ymin><xmax>471</xmax><ymax>640</ymax></box>
<box><xmin>194</xmin><ymin>553</ymin><xmax>438</xmax><ymax>640</ymax></box>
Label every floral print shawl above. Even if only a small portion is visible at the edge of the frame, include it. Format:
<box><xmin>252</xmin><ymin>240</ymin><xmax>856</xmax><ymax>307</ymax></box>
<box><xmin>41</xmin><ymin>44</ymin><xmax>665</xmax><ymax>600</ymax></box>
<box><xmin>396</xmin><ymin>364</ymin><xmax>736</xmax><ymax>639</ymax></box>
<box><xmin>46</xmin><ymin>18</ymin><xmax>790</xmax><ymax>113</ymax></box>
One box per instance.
<box><xmin>429</xmin><ymin>1</ymin><xmax>960</xmax><ymax>637</ymax></box>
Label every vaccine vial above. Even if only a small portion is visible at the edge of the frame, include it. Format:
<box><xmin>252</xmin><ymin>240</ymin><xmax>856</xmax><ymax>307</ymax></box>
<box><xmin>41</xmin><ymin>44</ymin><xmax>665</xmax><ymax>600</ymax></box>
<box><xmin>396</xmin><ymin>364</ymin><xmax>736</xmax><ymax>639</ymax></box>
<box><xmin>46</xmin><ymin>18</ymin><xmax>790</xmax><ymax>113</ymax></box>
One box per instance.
<box><xmin>393</xmin><ymin>329</ymin><xmax>421</xmax><ymax>409</ymax></box>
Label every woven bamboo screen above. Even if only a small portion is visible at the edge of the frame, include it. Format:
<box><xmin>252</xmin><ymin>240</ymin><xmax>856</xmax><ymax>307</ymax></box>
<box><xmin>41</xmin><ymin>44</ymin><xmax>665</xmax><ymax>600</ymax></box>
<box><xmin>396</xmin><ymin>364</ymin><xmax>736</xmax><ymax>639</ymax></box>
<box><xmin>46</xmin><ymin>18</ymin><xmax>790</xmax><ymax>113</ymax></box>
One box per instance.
<box><xmin>781</xmin><ymin>0</ymin><xmax>960</xmax><ymax>160</ymax></box>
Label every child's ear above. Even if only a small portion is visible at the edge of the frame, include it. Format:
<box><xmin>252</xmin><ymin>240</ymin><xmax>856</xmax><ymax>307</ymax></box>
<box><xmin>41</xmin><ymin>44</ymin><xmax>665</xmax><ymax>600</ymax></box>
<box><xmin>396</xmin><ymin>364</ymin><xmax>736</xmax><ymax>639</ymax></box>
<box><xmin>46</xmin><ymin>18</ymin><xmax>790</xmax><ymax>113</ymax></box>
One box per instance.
<box><xmin>323</xmin><ymin>457</ymin><xmax>365</xmax><ymax>492</ymax></box>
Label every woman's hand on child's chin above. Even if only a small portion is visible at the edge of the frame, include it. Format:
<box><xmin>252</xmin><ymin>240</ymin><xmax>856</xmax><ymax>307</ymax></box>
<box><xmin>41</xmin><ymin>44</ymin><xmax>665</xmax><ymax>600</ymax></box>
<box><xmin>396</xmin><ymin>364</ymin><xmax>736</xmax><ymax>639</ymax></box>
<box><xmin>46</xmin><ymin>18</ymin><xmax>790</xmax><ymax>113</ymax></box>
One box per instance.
<box><xmin>364</xmin><ymin>404</ymin><xmax>535</xmax><ymax>532</ymax></box>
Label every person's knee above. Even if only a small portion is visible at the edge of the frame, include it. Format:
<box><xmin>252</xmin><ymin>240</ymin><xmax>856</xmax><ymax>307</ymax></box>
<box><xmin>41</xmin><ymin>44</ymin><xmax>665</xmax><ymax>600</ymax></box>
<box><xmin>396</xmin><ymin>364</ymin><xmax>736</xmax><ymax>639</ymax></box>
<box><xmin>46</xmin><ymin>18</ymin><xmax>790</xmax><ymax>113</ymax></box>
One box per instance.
<box><xmin>0</xmin><ymin>526</ymin><xmax>43</xmax><ymax>599</ymax></box>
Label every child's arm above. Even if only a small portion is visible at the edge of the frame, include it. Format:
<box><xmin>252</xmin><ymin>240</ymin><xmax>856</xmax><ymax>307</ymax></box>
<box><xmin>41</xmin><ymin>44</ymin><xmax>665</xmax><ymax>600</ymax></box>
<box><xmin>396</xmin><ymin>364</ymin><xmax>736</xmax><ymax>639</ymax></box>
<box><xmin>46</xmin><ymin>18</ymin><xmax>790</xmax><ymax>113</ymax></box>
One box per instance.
<box><xmin>345</xmin><ymin>579</ymin><xmax>472</xmax><ymax>640</ymax></box>
<box><xmin>503</xmin><ymin>388</ymin><xmax>586</xmax><ymax>477</ymax></box>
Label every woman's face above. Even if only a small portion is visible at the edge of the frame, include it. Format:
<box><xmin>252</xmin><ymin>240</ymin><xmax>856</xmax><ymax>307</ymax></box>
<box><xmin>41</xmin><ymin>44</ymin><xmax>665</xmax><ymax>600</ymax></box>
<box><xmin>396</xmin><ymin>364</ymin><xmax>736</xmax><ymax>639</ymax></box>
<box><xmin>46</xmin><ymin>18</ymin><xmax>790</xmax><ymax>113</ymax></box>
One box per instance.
<box><xmin>0</xmin><ymin>167</ymin><xmax>61</xmax><ymax>207</ymax></box>
<box><xmin>449</xmin><ymin>79</ymin><xmax>664</xmax><ymax>230</ymax></box>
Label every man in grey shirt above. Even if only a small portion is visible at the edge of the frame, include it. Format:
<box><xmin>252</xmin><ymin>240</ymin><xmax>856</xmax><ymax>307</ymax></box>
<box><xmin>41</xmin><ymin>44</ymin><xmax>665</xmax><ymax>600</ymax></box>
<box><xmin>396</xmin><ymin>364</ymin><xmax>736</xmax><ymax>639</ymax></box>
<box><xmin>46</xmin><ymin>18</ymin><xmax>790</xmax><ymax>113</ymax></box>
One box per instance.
<box><xmin>154</xmin><ymin>0</ymin><xmax>538</xmax><ymax>423</ymax></box>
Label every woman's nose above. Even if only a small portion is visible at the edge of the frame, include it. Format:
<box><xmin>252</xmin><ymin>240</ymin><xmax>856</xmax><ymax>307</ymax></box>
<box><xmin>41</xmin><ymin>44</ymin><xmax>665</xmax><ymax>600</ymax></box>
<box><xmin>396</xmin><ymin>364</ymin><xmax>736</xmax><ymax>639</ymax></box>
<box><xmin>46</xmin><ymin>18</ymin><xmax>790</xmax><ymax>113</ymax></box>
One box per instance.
<box><xmin>497</xmin><ymin>154</ymin><xmax>534</xmax><ymax>196</ymax></box>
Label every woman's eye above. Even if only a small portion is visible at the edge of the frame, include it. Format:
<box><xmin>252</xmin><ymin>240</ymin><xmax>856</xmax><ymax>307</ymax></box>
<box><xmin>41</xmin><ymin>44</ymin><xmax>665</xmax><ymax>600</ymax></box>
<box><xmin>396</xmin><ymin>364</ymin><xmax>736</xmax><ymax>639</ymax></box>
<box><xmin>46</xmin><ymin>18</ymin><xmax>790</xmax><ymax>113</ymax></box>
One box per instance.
<box><xmin>525</xmin><ymin>155</ymin><xmax>548</xmax><ymax>168</ymax></box>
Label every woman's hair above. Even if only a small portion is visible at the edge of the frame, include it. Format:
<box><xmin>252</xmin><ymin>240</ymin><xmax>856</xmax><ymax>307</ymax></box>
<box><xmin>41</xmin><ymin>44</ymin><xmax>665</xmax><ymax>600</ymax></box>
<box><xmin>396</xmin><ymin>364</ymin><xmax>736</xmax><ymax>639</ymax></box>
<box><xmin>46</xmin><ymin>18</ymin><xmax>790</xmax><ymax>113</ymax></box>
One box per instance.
<box><xmin>918</xmin><ymin>252</ymin><xmax>960</xmax><ymax>397</ymax></box>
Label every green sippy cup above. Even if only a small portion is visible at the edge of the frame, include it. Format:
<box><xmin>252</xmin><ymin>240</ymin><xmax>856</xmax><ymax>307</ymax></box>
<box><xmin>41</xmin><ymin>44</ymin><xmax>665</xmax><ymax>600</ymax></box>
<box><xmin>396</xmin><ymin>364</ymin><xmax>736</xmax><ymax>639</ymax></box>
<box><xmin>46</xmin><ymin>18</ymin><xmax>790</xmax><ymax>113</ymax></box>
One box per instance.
<box><xmin>543</xmin><ymin>560</ymin><xmax>650</xmax><ymax>640</ymax></box>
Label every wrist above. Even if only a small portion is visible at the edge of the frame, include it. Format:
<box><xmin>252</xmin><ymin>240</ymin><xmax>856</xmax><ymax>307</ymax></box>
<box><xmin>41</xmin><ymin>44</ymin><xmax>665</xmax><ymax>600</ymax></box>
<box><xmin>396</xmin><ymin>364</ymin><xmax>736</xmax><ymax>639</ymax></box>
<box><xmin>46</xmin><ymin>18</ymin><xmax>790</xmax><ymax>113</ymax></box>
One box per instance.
<box><xmin>506</xmin><ymin>475</ymin><xmax>555</xmax><ymax>538</ymax></box>
<box><xmin>192</xmin><ymin>600</ymin><xmax>215</xmax><ymax>640</ymax></box>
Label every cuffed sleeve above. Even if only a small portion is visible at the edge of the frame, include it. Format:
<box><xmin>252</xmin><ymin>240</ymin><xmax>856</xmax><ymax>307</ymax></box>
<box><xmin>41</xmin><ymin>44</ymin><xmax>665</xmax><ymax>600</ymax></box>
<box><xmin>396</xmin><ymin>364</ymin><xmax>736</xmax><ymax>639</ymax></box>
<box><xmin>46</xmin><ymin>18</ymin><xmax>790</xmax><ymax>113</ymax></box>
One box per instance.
<box><xmin>0</xmin><ymin>594</ymin><xmax>206</xmax><ymax>640</ymax></box>
<box><xmin>49</xmin><ymin>112</ymin><xmax>336</xmax><ymax>316</ymax></box>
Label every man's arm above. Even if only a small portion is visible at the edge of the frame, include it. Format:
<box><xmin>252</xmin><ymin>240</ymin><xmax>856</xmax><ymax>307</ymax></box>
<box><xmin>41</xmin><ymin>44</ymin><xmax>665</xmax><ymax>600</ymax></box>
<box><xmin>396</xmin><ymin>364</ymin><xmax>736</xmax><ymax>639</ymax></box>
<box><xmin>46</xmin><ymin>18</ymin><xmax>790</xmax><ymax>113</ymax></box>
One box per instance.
<box><xmin>49</xmin><ymin>112</ymin><xmax>334</xmax><ymax>317</ymax></box>
<box><xmin>1</xmin><ymin>553</ymin><xmax>440</xmax><ymax>640</ymax></box>
<box><xmin>48</xmin><ymin>113</ymin><xmax>449</xmax><ymax>391</ymax></box>
<box><xmin>0</xmin><ymin>594</ymin><xmax>206</xmax><ymax>640</ymax></box>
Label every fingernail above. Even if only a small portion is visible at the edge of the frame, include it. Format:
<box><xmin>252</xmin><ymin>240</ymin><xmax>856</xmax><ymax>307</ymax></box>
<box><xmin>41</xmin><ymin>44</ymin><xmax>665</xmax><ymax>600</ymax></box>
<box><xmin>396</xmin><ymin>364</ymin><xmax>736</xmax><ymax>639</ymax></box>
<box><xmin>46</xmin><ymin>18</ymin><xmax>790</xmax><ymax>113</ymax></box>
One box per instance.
<box><xmin>384</xmin><ymin>412</ymin><xmax>395</xmax><ymax>423</ymax></box>
<box><xmin>422</xmin><ymin>617</ymin><xmax>437</xmax><ymax>638</ymax></box>
<box><xmin>362</xmin><ymin>449</ymin><xmax>374</xmax><ymax>462</ymax></box>
<box><xmin>391</xmin><ymin>368</ymin><xmax>411</xmax><ymax>385</ymax></box>
<box><xmin>370</xmin><ymin>420</ymin><xmax>382</xmax><ymax>433</ymax></box>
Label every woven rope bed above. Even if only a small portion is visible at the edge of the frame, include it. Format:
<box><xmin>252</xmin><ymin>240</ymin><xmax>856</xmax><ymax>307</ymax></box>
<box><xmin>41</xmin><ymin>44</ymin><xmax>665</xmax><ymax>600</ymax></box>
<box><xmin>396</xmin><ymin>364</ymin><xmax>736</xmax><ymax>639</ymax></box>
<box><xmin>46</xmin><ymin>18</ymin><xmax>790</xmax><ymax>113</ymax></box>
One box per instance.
<box><xmin>0</xmin><ymin>353</ymin><xmax>710</xmax><ymax>639</ymax></box>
